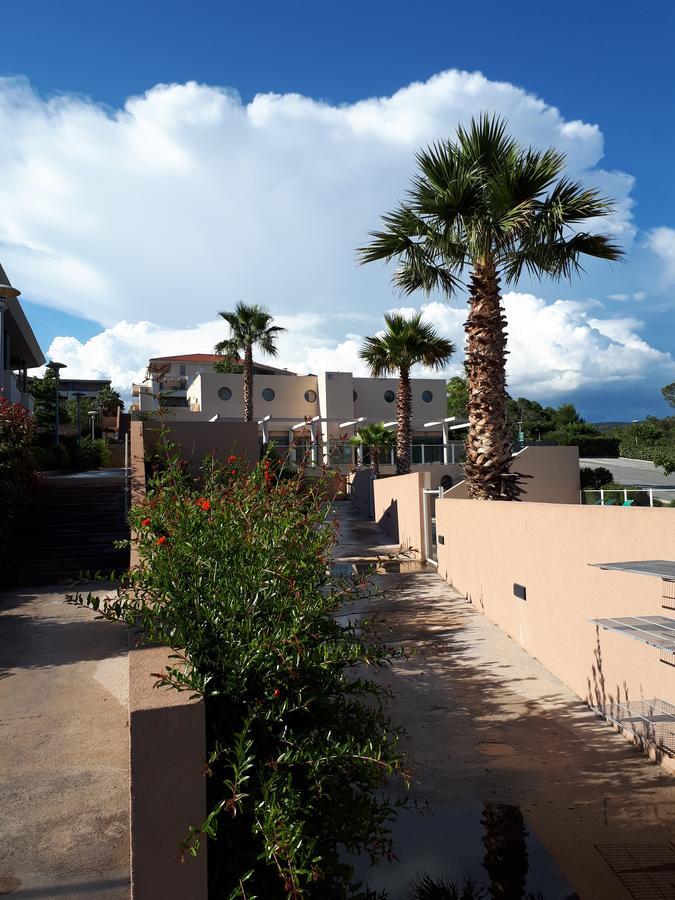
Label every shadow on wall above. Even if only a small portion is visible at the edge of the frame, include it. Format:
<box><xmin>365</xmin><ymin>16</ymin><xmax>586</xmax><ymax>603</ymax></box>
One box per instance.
<box><xmin>378</xmin><ymin>499</ymin><xmax>399</xmax><ymax>543</ymax></box>
<box><xmin>348</xmin><ymin>469</ymin><xmax>375</xmax><ymax>519</ymax></box>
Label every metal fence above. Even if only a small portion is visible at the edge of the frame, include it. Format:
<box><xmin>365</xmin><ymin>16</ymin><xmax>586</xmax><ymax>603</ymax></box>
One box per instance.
<box><xmin>582</xmin><ymin>488</ymin><xmax>675</xmax><ymax>508</ymax></box>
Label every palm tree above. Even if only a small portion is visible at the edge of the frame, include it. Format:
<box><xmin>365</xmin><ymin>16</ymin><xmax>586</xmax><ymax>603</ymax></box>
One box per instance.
<box><xmin>349</xmin><ymin>422</ymin><xmax>396</xmax><ymax>478</ymax></box>
<box><xmin>358</xmin><ymin>114</ymin><xmax>622</xmax><ymax>499</ymax></box>
<box><xmin>214</xmin><ymin>302</ymin><xmax>285</xmax><ymax>422</ymax></box>
<box><xmin>360</xmin><ymin>313</ymin><xmax>455</xmax><ymax>475</ymax></box>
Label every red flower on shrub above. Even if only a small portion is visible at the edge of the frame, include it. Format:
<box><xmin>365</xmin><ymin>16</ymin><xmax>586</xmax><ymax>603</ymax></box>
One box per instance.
<box><xmin>230</xmin><ymin>469</ymin><xmax>236</xmax><ymax>476</ymax></box>
<box><xmin>273</xmin><ymin>688</ymin><xmax>281</xmax><ymax>699</ymax></box>
<box><xmin>196</xmin><ymin>497</ymin><xmax>211</xmax><ymax>511</ymax></box>
<box><xmin>141</xmin><ymin>517</ymin><xmax>151</xmax><ymax>527</ymax></box>
<box><xmin>156</xmin><ymin>535</ymin><xmax>167</xmax><ymax>545</ymax></box>
<box><xmin>228</xmin><ymin>455</ymin><xmax>237</xmax><ymax>463</ymax></box>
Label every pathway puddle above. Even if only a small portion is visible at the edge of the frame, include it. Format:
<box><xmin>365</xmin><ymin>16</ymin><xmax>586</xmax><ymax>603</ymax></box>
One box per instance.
<box><xmin>352</xmin><ymin>801</ymin><xmax>576</xmax><ymax>899</ymax></box>
<box><xmin>331</xmin><ymin>559</ymin><xmax>427</xmax><ymax>578</ymax></box>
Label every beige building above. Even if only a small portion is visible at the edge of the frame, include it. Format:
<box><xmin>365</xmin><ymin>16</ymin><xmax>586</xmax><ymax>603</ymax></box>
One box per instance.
<box><xmin>132</xmin><ymin>353</ymin><xmax>461</xmax><ymax>466</ymax></box>
<box><xmin>0</xmin><ymin>262</ymin><xmax>45</xmax><ymax>412</ymax></box>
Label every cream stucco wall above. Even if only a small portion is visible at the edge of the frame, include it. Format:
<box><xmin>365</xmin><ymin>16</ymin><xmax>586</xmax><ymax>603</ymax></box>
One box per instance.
<box><xmin>352</xmin><ymin>376</ymin><xmax>446</xmax><ymax>430</ymax></box>
<box><xmin>373</xmin><ymin>471</ymin><xmax>431</xmax><ymax>558</ymax></box>
<box><xmin>188</xmin><ymin>373</ymin><xmax>320</xmax><ymax>421</ymax></box>
<box><xmin>436</xmin><ymin>499</ymin><xmax>675</xmax><ymax>727</ymax></box>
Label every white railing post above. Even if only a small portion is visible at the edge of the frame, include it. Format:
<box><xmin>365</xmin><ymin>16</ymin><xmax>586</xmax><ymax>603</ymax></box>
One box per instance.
<box><xmin>600</xmin><ymin>489</ymin><xmax>604</xmax><ymax>506</ymax></box>
<box><xmin>624</xmin><ymin>488</ymin><xmax>628</xmax><ymax>504</ymax></box>
<box><xmin>421</xmin><ymin>443</ymin><xmax>426</xmax><ymax>464</ymax></box>
<box><xmin>649</xmin><ymin>488</ymin><xmax>654</xmax><ymax>508</ymax></box>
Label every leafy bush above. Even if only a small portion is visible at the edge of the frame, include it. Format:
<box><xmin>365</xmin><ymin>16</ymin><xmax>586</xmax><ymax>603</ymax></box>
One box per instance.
<box><xmin>652</xmin><ymin>447</ymin><xmax>675</xmax><ymax>476</ymax></box>
<box><xmin>32</xmin><ymin>436</ymin><xmax>110</xmax><ymax>471</ymax></box>
<box><xmin>554</xmin><ymin>431</ymin><xmax>619</xmax><ymax>457</ymax></box>
<box><xmin>0</xmin><ymin>398</ymin><xmax>35</xmax><ymax>564</ymax></box>
<box><xmin>70</xmin><ymin>447</ymin><xmax>407</xmax><ymax>898</ymax></box>
<box><xmin>580</xmin><ymin>466</ymin><xmax>614</xmax><ymax>490</ymax></box>
<box><xmin>75</xmin><ymin>437</ymin><xmax>110</xmax><ymax>469</ymax></box>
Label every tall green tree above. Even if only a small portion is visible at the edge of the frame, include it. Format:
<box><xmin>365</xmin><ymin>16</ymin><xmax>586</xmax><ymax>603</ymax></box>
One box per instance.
<box><xmin>662</xmin><ymin>382</ymin><xmax>675</xmax><ymax>408</ymax></box>
<box><xmin>214</xmin><ymin>302</ymin><xmax>285</xmax><ymax>422</ymax></box>
<box><xmin>360</xmin><ymin>313</ymin><xmax>454</xmax><ymax>475</ymax></box>
<box><xmin>446</xmin><ymin>375</ymin><xmax>469</xmax><ymax>419</ymax></box>
<box><xmin>358</xmin><ymin>114</ymin><xmax>622</xmax><ymax>499</ymax></box>
<box><xmin>349</xmin><ymin>422</ymin><xmax>396</xmax><ymax>478</ymax></box>
<box><xmin>30</xmin><ymin>368</ymin><xmax>71</xmax><ymax>430</ymax></box>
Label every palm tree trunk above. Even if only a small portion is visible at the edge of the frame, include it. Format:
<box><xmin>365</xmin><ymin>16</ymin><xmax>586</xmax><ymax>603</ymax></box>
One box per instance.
<box><xmin>371</xmin><ymin>446</ymin><xmax>380</xmax><ymax>479</ymax></box>
<box><xmin>396</xmin><ymin>367</ymin><xmax>412</xmax><ymax>475</ymax></box>
<box><xmin>243</xmin><ymin>344</ymin><xmax>253</xmax><ymax>422</ymax></box>
<box><xmin>463</xmin><ymin>259</ymin><xmax>512</xmax><ymax>500</ymax></box>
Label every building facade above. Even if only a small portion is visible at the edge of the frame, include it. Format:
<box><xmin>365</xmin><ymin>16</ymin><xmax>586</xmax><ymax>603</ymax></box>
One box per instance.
<box><xmin>132</xmin><ymin>353</ymin><xmax>461</xmax><ymax>466</ymax></box>
<box><xmin>0</xmin><ymin>263</ymin><xmax>45</xmax><ymax>412</ymax></box>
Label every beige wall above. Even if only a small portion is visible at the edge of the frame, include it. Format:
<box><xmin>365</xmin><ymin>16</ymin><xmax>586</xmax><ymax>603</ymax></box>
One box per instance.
<box><xmin>445</xmin><ymin>446</ymin><xmax>580</xmax><ymax>503</ymax></box>
<box><xmin>353</xmin><ymin>376</ymin><xmax>446</xmax><ymax>427</ymax></box>
<box><xmin>373</xmin><ymin>471</ymin><xmax>430</xmax><ymax>558</ymax></box>
<box><xmin>348</xmin><ymin>469</ymin><xmax>375</xmax><ymax>518</ymax></box>
<box><xmin>189</xmin><ymin>372</ymin><xmax>320</xmax><ymax>421</ymax></box>
<box><xmin>436</xmin><ymin>499</ymin><xmax>675</xmax><ymax>723</ymax></box>
<box><xmin>143</xmin><ymin>419</ymin><xmax>260</xmax><ymax>469</ymax></box>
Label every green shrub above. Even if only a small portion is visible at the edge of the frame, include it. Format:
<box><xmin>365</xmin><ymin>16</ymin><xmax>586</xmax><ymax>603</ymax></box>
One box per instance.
<box><xmin>558</xmin><ymin>433</ymin><xmax>619</xmax><ymax>457</ymax></box>
<box><xmin>0</xmin><ymin>398</ymin><xmax>35</xmax><ymax>564</ymax></box>
<box><xmin>580</xmin><ymin>466</ymin><xmax>614</xmax><ymax>490</ymax></box>
<box><xmin>652</xmin><ymin>447</ymin><xmax>675</xmax><ymax>477</ymax></box>
<box><xmin>70</xmin><ymin>447</ymin><xmax>407</xmax><ymax>898</ymax></box>
<box><xmin>75</xmin><ymin>437</ymin><xmax>110</xmax><ymax>469</ymax></box>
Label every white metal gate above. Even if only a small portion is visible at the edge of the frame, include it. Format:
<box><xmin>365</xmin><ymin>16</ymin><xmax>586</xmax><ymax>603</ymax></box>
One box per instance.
<box><xmin>422</xmin><ymin>487</ymin><xmax>442</xmax><ymax>566</ymax></box>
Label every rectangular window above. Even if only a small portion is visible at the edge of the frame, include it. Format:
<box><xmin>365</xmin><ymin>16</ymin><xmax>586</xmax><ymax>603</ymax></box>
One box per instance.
<box><xmin>179</xmin><ymin>365</ymin><xmax>186</xmax><ymax>376</ymax></box>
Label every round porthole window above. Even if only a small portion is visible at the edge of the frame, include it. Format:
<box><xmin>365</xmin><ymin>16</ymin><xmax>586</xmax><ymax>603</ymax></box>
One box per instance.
<box><xmin>304</xmin><ymin>389</ymin><xmax>317</xmax><ymax>403</ymax></box>
<box><xmin>218</xmin><ymin>386</ymin><xmax>232</xmax><ymax>401</ymax></box>
<box><xmin>421</xmin><ymin>390</ymin><xmax>433</xmax><ymax>403</ymax></box>
<box><xmin>261</xmin><ymin>387</ymin><xmax>275</xmax><ymax>401</ymax></box>
<box><xmin>384</xmin><ymin>389</ymin><xmax>396</xmax><ymax>403</ymax></box>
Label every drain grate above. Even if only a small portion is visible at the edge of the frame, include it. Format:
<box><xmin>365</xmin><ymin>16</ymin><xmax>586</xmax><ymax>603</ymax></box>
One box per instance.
<box><xmin>595</xmin><ymin>843</ymin><xmax>675</xmax><ymax>899</ymax></box>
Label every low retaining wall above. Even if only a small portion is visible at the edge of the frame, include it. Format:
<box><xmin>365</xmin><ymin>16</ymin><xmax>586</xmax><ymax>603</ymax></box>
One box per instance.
<box><xmin>348</xmin><ymin>469</ymin><xmax>375</xmax><ymax>518</ymax></box>
<box><xmin>128</xmin><ymin>421</ymin><xmax>207</xmax><ymax>898</ymax></box>
<box><xmin>143</xmin><ymin>419</ymin><xmax>259</xmax><ymax>470</ymax></box>
<box><xmin>436</xmin><ymin>498</ymin><xmax>675</xmax><ymax>760</ymax></box>
<box><xmin>446</xmin><ymin>446</ymin><xmax>580</xmax><ymax>503</ymax></box>
<box><xmin>373</xmin><ymin>471</ymin><xmax>429</xmax><ymax>558</ymax></box>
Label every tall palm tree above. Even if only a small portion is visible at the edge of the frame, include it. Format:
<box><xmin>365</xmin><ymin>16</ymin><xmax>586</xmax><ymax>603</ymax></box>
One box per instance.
<box><xmin>349</xmin><ymin>422</ymin><xmax>396</xmax><ymax>478</ymax></box>
<box><xmin>358</xmin><ymin>114</ymin><xmax>622</xmax><ymax>499</ymax></box>
<box><xmin>214</xmin><ymin>302</ymin><xmax>285</xmax><ymax>422</ymax></box>
<box><xmin>360</xmin><ymin>313</ymin><xmax>455</xmax><ymax>475</ymax></box>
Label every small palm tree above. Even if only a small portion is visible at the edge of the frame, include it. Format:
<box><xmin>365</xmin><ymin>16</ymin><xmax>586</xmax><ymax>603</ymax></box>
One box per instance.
<box><xmin>360</xmin><ymin>313</ymin><xmax>455</xmax><ymax>475</ymax></box>
<box><xmin>214</xmin><ymin>302</ymin><xmax>285</xmax><ymax>422</ymax></box>
<box><xmin>349</xmin><ymin>422</ymin><xmax>396</xmax><ymax>478</ymax></box>
<box><xmin>358</xmin><ymin>114</ymin><xmax>622</xmax><ymax>499</ymax></box>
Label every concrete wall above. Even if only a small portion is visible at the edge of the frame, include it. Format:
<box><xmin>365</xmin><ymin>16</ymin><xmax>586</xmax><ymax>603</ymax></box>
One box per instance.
<box><xmin>348</xmin><ymin>469</ymin><xmax>375</xmax><ymax>519</ymax></box>
<box><xmin>128</xmin><ymin>421</ymin><xmax>208</xmax><ymax>898</ymax></box>
<box><xmin>445</xmin><ymin>445</ymin><xmax>580</xmax><ymax>503</ymax></box>
<box><xmin>436</xmin><ymin>499</ymin><xmax>675</xmax><ymax>732</ymax></box>
<box><xmin>352</xmin><ymin>376</ymin><xmax>446</xmax><ymax>425</ymax></box>
<box><xmin>143</xmin><ymin>419</ymin><xmax>260</xmax><ymax>469</ymax></box>
<box><xmin>373</xmin><ymin>471</ymin><xmax>430</xmax><ymax>558</ymax></box>
<box><xmin>188</xmin><ymin>372</ymin><xmax>320</xmax><ymax>419</ymax></box>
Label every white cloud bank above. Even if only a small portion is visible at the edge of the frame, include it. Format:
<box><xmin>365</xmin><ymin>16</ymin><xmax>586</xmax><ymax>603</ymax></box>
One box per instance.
<box><xmin>648</xmin><ymin>227</ymin><xmax>675</xmax><ymax>288</ymax></box>
<box><xmin>0</xmin><ymin>70</ymin><xmax>637</xmax><ymax>328</ymax></box>
<box><xmin>1</xmin><ymin>69</ymin><xmax>673</xmax><ymax>409</ymax></box>
<box><xmin>48</xmin><ymin>292</ymin><xmax>675</xmax><ymax>405</ymax></box>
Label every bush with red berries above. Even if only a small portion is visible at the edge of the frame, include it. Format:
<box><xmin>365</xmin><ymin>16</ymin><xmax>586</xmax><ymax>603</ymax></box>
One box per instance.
<box><xmin>71</xmin><ymin>443</ymin><xmax>407</xmax><ymax>898</ymax></box>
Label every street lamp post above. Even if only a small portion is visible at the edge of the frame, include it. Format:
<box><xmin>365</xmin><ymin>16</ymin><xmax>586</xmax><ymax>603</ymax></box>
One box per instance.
<box><xmin>46</xmin><ymin>361</ymin><xmax>67</xmax><ymax>446</ymax></box>
<box><xmin>88</xmin><ymin>409</ymin><xmax>97</xmax><ymax>441</ymax></box>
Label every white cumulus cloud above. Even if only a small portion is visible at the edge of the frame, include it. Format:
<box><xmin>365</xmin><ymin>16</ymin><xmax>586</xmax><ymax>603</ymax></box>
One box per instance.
<box><xmin>648</xmin><ymin>227</ymin><xmax>675</xmax><ymax>288</ymax></box>
<box><xmin>0</xmin><ymin>70</ymin><xmax>637</xmax><ymax>330</ymax></box>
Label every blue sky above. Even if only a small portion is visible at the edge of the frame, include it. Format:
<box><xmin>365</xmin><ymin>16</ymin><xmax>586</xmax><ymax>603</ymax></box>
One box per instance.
<box><xmin>2</xmin><ymin>0</ymin><xmax>674</xmax><ymax>419</ymax></box>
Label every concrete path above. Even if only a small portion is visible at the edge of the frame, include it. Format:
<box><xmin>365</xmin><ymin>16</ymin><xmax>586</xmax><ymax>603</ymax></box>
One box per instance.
<box><xmin>332</xmin><ymin>501</ymin><xmax>675</xmax><ymax>899</ymax></box>
<box><xmin>0</xmin><ymin>585</ymin><xmax>130</xmax><ymax>899</ymax></box>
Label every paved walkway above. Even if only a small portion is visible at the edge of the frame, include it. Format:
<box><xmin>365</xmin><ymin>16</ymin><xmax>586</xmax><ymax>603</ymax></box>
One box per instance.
<box><xmin>332</xmin><ymin>501</ymin><xmax>675</xmax><ymax>899</ymax></box>
<box><xmin>0</xmin><ymin>585</ymin><xmax>130</xmax><ymax>899</ymax></box>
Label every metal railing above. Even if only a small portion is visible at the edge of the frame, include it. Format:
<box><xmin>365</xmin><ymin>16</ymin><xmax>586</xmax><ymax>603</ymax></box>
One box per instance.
<box><xmin>582</xmin><ymin>488</ymin><xmax>675</xmax><ymax>508</ymax></box>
